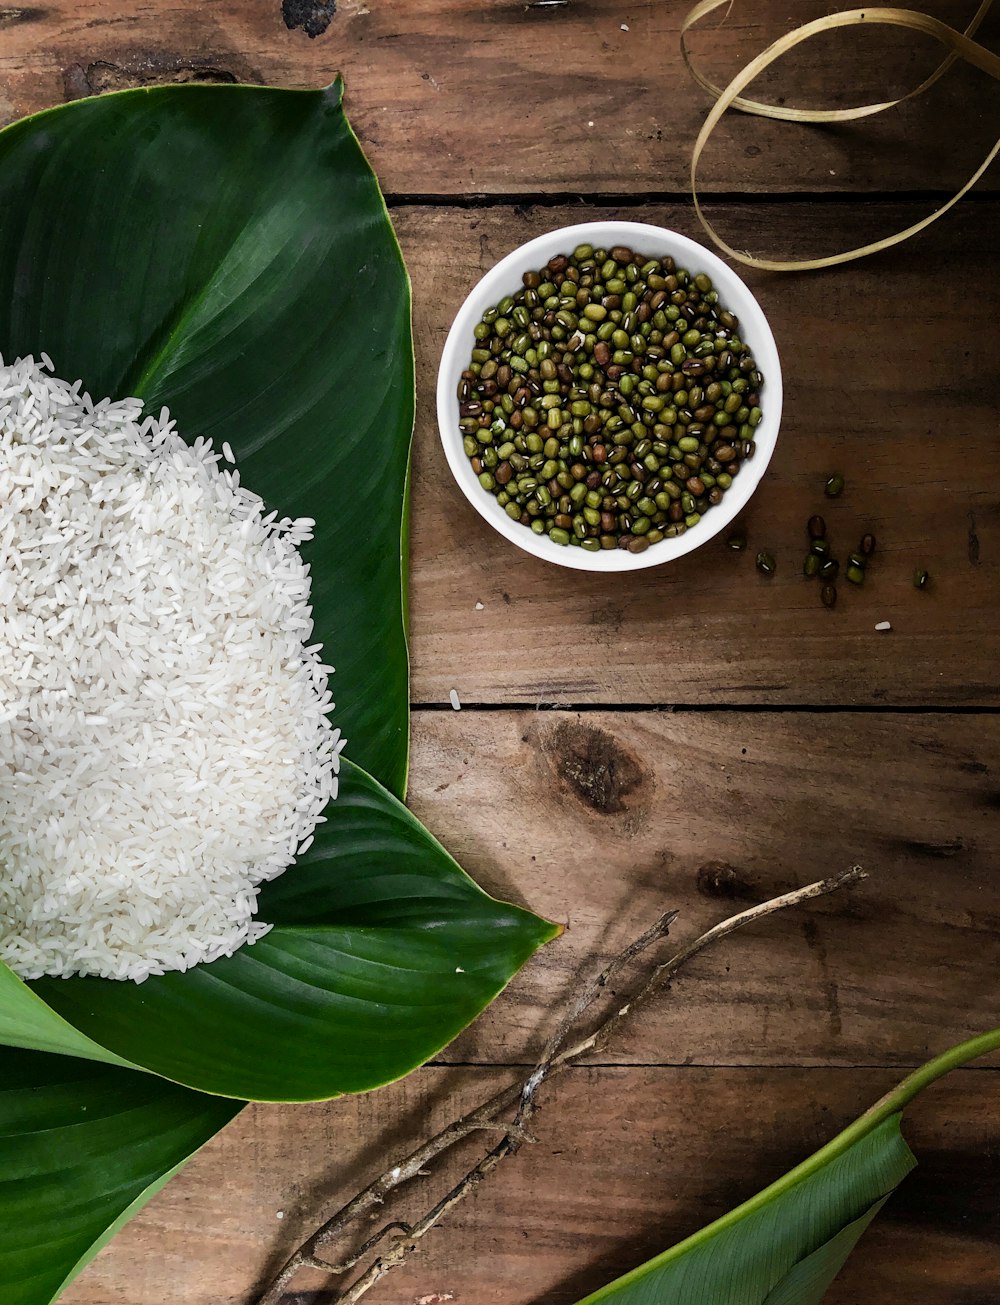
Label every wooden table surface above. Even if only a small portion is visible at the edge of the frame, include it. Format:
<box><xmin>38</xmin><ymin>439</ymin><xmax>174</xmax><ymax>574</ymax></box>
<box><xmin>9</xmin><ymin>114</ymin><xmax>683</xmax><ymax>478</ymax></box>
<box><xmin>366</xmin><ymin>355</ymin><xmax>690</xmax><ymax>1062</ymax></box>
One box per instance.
<box><xmin>5</xmin><ymin>2</ymin><xmax>1000</xmax><ymax>1302</ymax></box>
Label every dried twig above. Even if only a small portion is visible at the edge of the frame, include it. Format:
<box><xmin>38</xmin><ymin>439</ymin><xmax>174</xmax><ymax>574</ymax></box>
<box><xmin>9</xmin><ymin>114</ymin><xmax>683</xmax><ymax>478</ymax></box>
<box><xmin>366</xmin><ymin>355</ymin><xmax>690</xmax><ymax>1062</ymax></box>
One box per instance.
<box><xmin>255</xmin><ymin>866</ymin><xmax>866</xmax><ymax>1305</ymax></box>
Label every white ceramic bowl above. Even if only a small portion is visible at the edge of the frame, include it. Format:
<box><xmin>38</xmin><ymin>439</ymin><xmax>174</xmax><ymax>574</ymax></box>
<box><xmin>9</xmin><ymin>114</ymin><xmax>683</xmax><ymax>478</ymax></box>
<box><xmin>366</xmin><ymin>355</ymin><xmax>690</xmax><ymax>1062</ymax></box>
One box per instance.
<box><xmin>436</xmin><ymin>221</ymin><xmax>782</xmax><ymax>571</ymax></box>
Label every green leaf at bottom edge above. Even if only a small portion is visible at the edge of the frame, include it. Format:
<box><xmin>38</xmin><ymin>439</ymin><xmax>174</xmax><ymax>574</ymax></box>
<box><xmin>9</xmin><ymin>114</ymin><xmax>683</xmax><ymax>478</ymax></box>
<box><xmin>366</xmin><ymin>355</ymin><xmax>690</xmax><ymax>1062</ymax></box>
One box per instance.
<box><xmin>575</xmin><ymin>1114</ymin><xmax>915</xmax><ymax>1305</ymax></box>
<box><xmin>0</xmin><ymin>1047</ymin><xmax>240</xmax><ymax>1305</ymax></box>
<box><xmin>574</xmin><ymin>1031</ymin><xmax>1000</xmax><ymax>1305</ymax></box>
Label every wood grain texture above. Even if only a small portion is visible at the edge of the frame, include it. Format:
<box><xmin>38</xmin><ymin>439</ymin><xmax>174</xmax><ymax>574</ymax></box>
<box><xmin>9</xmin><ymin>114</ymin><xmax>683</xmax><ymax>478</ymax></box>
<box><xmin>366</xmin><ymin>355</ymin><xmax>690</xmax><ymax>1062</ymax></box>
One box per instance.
<box><xmin>400</xmin><ymin>200</ymin><xmax>1000</xmax><ymax>707</ymax></box>
<box><xmin>59</xmin><ymin>1064</ymin><xmax>1000</xmax><ymax>1305</ymax></box>
<box><xmin>1</xmin><ymin>0</ymin><xmax>998</xmax><ymax>196</ymax></box>
<box><xmin>406</xmin><ymin>708</ymin><xmax>1000</xmax><ymax>1068</ymax></box>
<box><xmin>6</xmin><ymin>6</ymin><xmax>1000</xmax><ymax>1304</ymax></box>
<box><xmin>53</xmin><ymin>708</ymin><xmax>1000</xmax><ymax>1305</ymax></box>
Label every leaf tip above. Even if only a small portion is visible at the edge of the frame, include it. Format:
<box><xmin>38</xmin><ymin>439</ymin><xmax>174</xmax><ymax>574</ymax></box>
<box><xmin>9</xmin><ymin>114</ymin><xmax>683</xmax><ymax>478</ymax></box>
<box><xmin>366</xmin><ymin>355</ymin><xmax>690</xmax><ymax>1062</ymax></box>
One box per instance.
<box><xmin>322</xmin><ymin>76</ymin><xmax>346</xmax><ymax>107</ymax></box>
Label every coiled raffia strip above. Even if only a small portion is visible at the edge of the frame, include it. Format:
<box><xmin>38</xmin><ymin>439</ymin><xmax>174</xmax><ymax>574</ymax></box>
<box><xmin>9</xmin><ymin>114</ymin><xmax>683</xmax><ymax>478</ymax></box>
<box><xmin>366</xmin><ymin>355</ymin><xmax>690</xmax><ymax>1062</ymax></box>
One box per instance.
<box><xmin>682</xmin><ymin>0</ymin><xmax>1000</xmax><ymax>269</ymax></box>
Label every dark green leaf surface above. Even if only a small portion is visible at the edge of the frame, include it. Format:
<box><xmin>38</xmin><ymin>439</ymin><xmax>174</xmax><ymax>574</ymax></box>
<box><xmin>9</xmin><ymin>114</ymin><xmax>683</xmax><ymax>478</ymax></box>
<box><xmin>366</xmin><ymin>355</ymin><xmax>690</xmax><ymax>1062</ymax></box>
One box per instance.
<box><xmin>575</xmin><ymin>1115</ymin><xmax>914</xmax><ymax>1305</ymax></box>
<box><xmin>0</xmin><ymin>1048</ymin><xmax>238</xmax><ymax>1305</ymax></box>
<box><xmin>33</xmin><ymin>759</ymin><xmax>559</xmax><ymax>1101</ymax></box>
<box><xmin>0</xmin><ymin>79</ymin><xmax>413</xmax><ymax>799</ymax></box>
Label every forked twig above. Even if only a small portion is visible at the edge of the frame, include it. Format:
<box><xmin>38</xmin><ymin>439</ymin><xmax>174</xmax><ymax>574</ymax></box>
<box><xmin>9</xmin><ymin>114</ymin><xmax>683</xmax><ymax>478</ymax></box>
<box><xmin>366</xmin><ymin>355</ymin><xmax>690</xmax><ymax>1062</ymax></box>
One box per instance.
<box><xmin>255</xmin><ymin>866</ymin><xmax>867</xmax><ymax>1305</ymax></box>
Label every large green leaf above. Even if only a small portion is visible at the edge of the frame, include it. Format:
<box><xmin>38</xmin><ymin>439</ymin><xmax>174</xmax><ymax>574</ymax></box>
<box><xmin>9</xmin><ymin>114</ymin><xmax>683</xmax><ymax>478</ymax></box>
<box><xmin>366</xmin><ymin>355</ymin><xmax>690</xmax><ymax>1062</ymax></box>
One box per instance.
<box><xmin>30</xmin><ymin>758</ymin><xmax>559</xmax><ymax>1101</ymax></box>
<box><xmin>575</xmin><ymin>1029</ymin><xmax>1000</xmax><ymax>1305</ymax></box>
<box><xmin>0</xmin><ymin>1048</ymin><xmax>239</xmax><ymax>1305</ymax></box>
<box><xmin>0</xmin><ymin>79</ymin><xmax>555</xmax><ymax>1303</ymax></box>
<box><xmin>0</xmin><ymin>78</ymin><xmax>556</xmax><ymax>1097</ymax></box>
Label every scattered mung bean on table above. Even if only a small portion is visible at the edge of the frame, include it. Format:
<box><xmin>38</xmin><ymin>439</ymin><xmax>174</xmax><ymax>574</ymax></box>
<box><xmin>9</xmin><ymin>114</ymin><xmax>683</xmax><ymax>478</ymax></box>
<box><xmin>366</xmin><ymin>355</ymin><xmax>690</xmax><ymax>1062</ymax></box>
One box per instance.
<box><xmin>735</xmin><ymin>481</ymin><xmax>930</xmax><ymax>613</ymax></box>
<box><xmin>800</xmin><ymin>498</ymin><xmax>882</xmax><ymax>609</ymax></box>
<box><xmin>458</xmin><ymin>245</ymin><xmax>764</xmax><ymax>551</ymax></box>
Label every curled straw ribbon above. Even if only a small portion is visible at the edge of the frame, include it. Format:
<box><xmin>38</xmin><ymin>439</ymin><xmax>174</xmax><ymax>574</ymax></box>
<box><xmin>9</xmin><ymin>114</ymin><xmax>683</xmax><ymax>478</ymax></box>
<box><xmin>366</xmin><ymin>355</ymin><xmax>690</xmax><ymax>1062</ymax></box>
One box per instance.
<box><xmin>682</xmin><ymin>0</ymin><xmax>1000</xmax><ymax>270</ymax></box>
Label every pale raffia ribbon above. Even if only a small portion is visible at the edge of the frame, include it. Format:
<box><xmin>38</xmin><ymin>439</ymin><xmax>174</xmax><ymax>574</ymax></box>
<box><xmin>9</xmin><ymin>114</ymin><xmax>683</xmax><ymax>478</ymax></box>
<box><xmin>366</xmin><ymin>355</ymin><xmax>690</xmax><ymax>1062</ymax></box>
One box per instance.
<box><xmin>681</xmin><ymin>0</ymin><xmax>1000</xmax><ymax>270</ymax></box>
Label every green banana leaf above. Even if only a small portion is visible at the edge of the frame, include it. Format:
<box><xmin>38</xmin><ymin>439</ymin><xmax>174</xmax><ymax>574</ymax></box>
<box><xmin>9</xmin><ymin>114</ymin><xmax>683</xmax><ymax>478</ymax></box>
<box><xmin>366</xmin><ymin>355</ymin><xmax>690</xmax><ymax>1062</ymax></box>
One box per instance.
<box><xmin>576</xmin><ymin>1029</ymin><xmax>1000</xmax><ymax>1305</ymax></box>
<box><xmin>0</xmin><ymin>1050</ymin><xmax>240</xmax><ymax>1305</ymax></box>
<box><xmin>0</xmin><ymin>79</ymin><xmax>557</xmax><ymax>1303</ymax></box>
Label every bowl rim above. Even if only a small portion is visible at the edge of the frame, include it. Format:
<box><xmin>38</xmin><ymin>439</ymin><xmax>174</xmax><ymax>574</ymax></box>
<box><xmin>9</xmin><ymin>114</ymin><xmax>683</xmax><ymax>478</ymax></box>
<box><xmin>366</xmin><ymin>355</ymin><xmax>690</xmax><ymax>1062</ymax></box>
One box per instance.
<box><xmin>435</xmin><ymin>219</ymin><xmax>783</xmax><ymax>572</ymax></box>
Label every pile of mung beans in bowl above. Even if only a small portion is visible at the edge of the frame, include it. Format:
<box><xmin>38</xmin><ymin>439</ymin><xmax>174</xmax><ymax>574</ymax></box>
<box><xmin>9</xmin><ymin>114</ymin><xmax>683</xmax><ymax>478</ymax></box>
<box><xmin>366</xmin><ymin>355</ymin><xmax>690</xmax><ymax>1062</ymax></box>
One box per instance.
<box><xmin>436</xmin><ymin>222</ymin><xmax>783</xmax><ymax>571</ymax></box>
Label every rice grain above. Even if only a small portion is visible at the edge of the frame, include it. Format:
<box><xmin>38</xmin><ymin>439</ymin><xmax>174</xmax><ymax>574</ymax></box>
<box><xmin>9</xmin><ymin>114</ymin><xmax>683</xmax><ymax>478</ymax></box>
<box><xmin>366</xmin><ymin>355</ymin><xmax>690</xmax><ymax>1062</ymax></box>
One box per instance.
<box><xmin>0</xmin><ymin>355</ymin><xmax>341</xmax><ymax>982</ymax></box>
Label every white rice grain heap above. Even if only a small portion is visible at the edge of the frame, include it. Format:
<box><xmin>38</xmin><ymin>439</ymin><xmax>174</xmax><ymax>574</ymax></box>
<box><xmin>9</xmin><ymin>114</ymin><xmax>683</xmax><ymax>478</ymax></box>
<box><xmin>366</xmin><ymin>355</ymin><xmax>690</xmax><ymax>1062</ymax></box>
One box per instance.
<box><xmin>0</xmin><ymin>354</ymin><xmax>343</xmax><ymax>982</ymax></box>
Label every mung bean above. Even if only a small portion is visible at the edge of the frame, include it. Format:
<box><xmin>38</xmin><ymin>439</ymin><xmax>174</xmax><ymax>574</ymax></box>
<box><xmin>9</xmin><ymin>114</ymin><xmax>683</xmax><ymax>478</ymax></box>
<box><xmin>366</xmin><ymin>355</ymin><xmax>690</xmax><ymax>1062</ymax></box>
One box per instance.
<box><xmin>459</xmin><ymin>246</ymin><xmax>764</xmax><ymax>552</ymax></box>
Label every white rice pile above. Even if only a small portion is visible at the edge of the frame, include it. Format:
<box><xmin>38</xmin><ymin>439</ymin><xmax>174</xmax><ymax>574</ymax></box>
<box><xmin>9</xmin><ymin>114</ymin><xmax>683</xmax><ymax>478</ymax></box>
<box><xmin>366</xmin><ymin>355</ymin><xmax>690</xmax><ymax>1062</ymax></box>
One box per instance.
<box><xmin>0</xmin><ymin>354</ymin><xmax>343</xmax><ymax>982</ymax></box>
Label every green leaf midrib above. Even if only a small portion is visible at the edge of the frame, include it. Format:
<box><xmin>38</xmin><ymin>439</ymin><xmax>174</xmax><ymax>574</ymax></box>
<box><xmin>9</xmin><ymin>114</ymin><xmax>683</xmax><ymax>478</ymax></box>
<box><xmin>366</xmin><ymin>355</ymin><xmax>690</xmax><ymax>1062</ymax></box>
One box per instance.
<box><xmin>115</xmin><ymin>79</ymin><xmax>342</xmax><ymax>407</ymax></box>
<box><xmin>122</xmin><ymin>248</ymin><xmax>252</xmax><ymax>401</ymax></box>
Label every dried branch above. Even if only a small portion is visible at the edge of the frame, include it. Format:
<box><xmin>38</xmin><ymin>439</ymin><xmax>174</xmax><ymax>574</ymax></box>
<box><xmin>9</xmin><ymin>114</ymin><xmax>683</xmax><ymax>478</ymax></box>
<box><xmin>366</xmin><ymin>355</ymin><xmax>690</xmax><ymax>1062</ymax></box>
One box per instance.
<box><xmin>255</xmin><ymin>866</ymin><xmax>866</xmax><ymax>1305</ymax></box>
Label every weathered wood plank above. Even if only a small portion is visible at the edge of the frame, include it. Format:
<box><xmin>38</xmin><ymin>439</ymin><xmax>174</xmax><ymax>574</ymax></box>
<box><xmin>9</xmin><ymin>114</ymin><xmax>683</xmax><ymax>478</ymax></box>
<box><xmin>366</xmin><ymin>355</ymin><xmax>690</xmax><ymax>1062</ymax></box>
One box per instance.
<box><xmin>1</xmin><ymin>0</ymin><xmax>997</xmax><ymax>196</ymax></box>
<box><xmin>398</xmin><ymin>201</ymin><xmax>1000</xmax><ymax>707</ymax></box>
<box><xmin>60</xmin><ymin>1064</ymin><xmax>1000</xmax><ymax>1304</ymax></box>
<box><xmin>405</xmin><ymin>709</ymin><xmax>1000</xmax><ymax>1069</ymax></box>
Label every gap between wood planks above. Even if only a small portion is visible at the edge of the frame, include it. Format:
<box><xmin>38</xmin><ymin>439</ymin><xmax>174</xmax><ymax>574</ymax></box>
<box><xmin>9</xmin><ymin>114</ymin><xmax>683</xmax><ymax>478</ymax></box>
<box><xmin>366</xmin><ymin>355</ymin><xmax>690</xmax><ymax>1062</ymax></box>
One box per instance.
<box><xmin>427</xmin><ymin>1059</ymin><xmax>1000</xmax><ymax>1071</ymax></box>
<box><xmin>384</xmin><ymin>188</ymin><xmax>999</xmax><ymax>208</ymax></box>
<box><xmin>412</xmin><ymin>702</ymin><xmax>1000</xmax><ymax>714</ymax></box>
